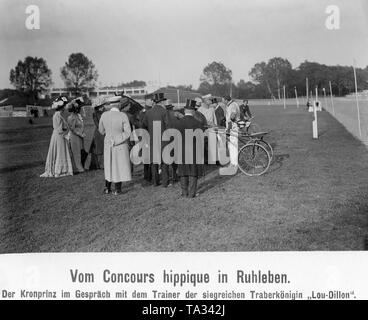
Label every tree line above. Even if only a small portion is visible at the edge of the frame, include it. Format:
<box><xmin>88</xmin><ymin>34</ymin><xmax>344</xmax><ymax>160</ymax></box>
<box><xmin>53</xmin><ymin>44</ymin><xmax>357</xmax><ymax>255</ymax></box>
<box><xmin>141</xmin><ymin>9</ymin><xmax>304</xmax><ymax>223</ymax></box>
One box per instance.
<box><xmin>9</xmin><ymin>53</ymin><xmax>98</xmax><ymax>103</ymax></box>
<box><xmin>8</xmin><ymin>54</ymin><xmax>368</xmax><ymax>104</ymax></box>
<box><xmin>198</xmin><ymin>59</ymin><xmax>368</xmax><ymax>99</ymax></box>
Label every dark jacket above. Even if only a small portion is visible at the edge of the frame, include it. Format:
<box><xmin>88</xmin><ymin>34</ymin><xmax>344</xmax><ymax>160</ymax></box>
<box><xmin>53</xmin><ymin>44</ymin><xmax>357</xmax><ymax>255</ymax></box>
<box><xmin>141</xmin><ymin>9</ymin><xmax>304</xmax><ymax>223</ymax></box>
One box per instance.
<box><xmin>89</xmin><ymin>110</ymin><xmax>104</xmax><ymax>154</ymax></box>
<box><xmin>214</xmin><ymin>105</ymin><xmax>226</xmax><ymax>127</ymax></box>
<box><xmin>194</xmin><ymin>111</ymin><xmax>207</xmax><ymax>127</ymax></box>
<box><xmin>175</xmin><ymin>115</ymin><xmax>205</xmax><ymax>177</ymax></box>
<box><xmin>239</xmin><ymin>103</ymin><xmax>252</xmax><ymax>120</ymax></box>
<box><xmin>142</xmin><ymin>105</ymin><xmax>169</xmax><ymax>163</ymax></box>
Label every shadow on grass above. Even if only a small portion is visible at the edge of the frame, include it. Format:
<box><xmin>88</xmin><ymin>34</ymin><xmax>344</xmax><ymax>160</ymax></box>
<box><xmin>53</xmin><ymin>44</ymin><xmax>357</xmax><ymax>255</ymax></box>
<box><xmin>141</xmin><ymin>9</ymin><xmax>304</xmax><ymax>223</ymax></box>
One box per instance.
<box><xmin>198</xmin><ymin>165</ymin><xmax>236</xmax><ymax>194</ymax></box>
<box><xmin>266</xmin><ymin>153</ymin><xmax>290</xmax><ymax>175</ymax></box>
<box><xmin>0</xmin><ymin>161</ymin><xmax>44</xmax><ymax>174</ymax></box>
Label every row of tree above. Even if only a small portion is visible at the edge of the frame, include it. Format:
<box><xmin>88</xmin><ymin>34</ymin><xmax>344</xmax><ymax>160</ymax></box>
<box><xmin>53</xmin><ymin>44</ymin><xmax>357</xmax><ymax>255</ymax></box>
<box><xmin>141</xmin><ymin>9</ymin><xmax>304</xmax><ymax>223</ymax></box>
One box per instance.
<box><xmin>8</xmin><ymin>54</ymin><xmax>368</xmax><ymax>103</ymax></box>
<box><xmin>9</xmin><ymin>53</ymin><xmax>98</xmax><ymax>102</ymax></box>
<box><xmin>198</xmin><ymin>59</ymin><xmax>368</xmax><ymax>99</ymax></box>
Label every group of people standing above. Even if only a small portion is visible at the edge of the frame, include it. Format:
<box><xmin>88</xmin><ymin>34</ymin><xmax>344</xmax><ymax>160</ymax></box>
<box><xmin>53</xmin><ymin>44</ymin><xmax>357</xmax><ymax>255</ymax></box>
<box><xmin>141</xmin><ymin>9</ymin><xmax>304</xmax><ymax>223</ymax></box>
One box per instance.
<box><xmin>40</xmin><ymin>96</ymin><xmax>86</xmax><ymax>178</ymax></box>
<box><xmin>40</xmin><ymin>93</ymin><xmax>252</xmax><ymax>198</ymax></box>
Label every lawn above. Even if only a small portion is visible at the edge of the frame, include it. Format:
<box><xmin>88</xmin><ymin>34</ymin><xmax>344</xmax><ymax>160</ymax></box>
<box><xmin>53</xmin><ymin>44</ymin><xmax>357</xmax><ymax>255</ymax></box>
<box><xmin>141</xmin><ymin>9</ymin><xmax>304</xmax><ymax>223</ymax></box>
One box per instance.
<box><xmin>0</xmin><ymin>104</ymin><xmax>367</xmax><ymax>253</ymax></box>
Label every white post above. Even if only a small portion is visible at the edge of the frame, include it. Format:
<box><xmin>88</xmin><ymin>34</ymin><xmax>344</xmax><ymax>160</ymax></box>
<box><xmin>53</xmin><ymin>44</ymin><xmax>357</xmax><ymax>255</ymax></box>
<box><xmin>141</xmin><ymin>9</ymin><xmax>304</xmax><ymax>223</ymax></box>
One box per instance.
<box><xmin>329</xmin><ymin>81</ymin><xmax>335</xmax><ymax>116</ymax></box>
<box><xmin>353</xmin><ymin>62</ymin><xmax>362</xmax><ymax>137</ymax></box>
<box><xmin>323</xmin><ymin>88</ymin><xmax>328</xmax><ymax>112</ymax></box>
<box><xmin>283</xmin><ymin>85</ymin><xmax>286</xmax><ymax>109</ymax></box>
<box><xmin>295</xmin><ymin>86</ymin><xmax>299</xmax><ymax>108</ymax></box>
<box><xmin>312</xmin><ymin>86</ymin><xmax>318</xmax><ymax>139</ymax></box>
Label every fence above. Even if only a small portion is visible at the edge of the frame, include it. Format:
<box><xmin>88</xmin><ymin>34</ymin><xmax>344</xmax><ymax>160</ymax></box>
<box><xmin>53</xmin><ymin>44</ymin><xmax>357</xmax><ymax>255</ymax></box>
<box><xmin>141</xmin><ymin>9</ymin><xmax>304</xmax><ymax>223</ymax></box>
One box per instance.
<box><xmin>323</xmin><ymin>97</ymin><xmax>368</xmax><ymax>146</ymax></box>
<box><xmin>0</xmin><ymin>105</ymin><xmax>14</xmax><ymax>117</ymax></box>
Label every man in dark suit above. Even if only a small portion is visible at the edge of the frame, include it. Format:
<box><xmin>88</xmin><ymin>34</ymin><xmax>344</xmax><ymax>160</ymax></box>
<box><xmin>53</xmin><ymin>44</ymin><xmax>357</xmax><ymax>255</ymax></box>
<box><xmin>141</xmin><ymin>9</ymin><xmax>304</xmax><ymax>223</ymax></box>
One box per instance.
<box><xmin>165</xmin><ymin>100</ymin><xmax>180</xmax><ymax>184</ymax></box>
<box><xmin>175</xmin><ymin>99</ymin><xmax>205</xmax><ymax>198</ymax></box>
<box><xmin>213</xmin><ymin>98</ymin><xmax>226</xmax><ymax>127</ymax></box>
<box><xmin>239</xmin><ymin>99</ymin><xmax>252</xmax><ymax>121</ymax></box>
<box><xmin>142</xmin><ymin>92</ymin><xmax>169</xmax><ymax>187</ymax></box>
<box><xmin>139</xmin><ymin>100</ymin><xmax>153</xmax><ymax>185</ymax></box>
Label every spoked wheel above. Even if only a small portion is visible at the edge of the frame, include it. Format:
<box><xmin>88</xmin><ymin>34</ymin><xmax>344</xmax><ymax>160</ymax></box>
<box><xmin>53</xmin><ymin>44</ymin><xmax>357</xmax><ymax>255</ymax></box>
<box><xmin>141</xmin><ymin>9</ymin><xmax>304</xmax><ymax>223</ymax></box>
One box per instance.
<box><xmin>246</xmin><ymin>123</ymin><xmax>262</xmax><ymax>134</ymax></box>
<box><xmin>238</xmin><ymin>141</ymin><xmax>271</xmax><ymax>176</ymax></box>
<box><xmin>255</xmin><ymin>139</ymin><xmax>274</xmax><ymax>160</ymax></box>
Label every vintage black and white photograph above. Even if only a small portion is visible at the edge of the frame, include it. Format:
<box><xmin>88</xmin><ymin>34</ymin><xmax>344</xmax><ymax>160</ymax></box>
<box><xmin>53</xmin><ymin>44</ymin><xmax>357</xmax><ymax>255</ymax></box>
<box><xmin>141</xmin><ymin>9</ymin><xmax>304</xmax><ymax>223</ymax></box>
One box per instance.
<box><xmin>0</xmin><ymin>0</ymin><xmax>368</xmax><ymax>253</ymax></box>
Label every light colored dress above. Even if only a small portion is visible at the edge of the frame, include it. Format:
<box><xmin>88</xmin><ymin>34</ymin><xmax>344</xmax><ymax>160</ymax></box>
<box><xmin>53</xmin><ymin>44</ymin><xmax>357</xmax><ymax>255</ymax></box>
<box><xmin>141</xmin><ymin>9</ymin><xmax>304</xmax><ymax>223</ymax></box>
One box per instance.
<box><xmin>67</xmin><ymin>113</ymin><xmax>85</xmax><ymax>173</ymax></box>
<box><xmin>226</xmin><ymin>100</ymin><xmax>241</xmax><ymax>166</ymax></box>
<box><xmin>99</xmin><ymin>107</ymin><xmax>132</xmax><ymax>183</ymax></box>
<box><xmin>40</xmin><ymin>111</ymin><xmax>73</xmax><ymax>178</ymax></box>
<box><xmin>197</xmin><ymin>105</ymin><xmax>216</xmax><ymax>127</ymax></box>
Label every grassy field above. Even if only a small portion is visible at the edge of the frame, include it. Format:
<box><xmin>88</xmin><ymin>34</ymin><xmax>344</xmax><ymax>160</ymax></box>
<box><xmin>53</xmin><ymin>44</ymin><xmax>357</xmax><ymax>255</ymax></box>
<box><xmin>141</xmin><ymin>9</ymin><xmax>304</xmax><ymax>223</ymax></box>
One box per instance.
<box><xmin>0</xmin><ymin>104</ymin><xmax>368</xmax><ymax>253</ymax></box>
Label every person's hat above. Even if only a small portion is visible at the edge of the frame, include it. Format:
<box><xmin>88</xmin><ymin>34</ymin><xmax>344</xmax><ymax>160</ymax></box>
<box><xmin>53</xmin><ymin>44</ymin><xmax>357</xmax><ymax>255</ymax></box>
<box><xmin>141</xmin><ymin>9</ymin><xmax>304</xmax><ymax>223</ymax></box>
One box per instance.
<box><xmin>202</xmin><ymin>94</ymin><xmax>212</xmax><ymax>99</ymax></box>
<box><xmin>165</xmin><ymin>99</ymin><xmax>174</xmax><ymax>110</ymax></box>
<box><xmin>194</xmin><ymin>97</ymin><xmax>202</xmax><ymax>106</ymax></box>
<box><xmin>153</xmin><ymin>92</ymin><xmax>167</xmax><ymax>103</ymax></box>
<box><xmin>74</xmin><ymin>96</ymin><xmax>84</xmax><ymax>106</ymax></box>
<box><xmin>185</xmin><ymin>99</ymin><xmax>197</xmax><ymax>110</ymax></box>
<box><xmin>92</xmin><ymin>96</ymin><xmax>106</xmax><ymax>109</ymax></box>
<box><xmin>51</xmin><ymin>96</ymin><xmax>69</xmax><ymax>109</ymax></box>
<box><xmin>67</xmin><ymin>96</ymin><xmax>84</xmax><ymax>112</ymax></box>
<box><xmin>120</xmin><ymin>96</ymin><xmax>130</xmax><ymax>107</ymax></box>
<box><xmin>106</xmin><ymin>96</ymin><xmax>122</xmax><ymax>104</ymax></box>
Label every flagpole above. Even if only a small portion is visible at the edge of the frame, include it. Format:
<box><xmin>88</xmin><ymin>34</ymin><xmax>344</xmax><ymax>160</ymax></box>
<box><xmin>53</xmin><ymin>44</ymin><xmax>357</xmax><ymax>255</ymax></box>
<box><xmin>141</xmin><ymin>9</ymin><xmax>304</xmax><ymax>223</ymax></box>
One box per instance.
<box><xmin>283</xmin><ymin>85</ymin><xmax>286</xmax><ymax>109</ymax></box>
<box><xmin>353</xmin><ymin>61</ymin><xmax>362</xmax><ymax>137</ymax></box>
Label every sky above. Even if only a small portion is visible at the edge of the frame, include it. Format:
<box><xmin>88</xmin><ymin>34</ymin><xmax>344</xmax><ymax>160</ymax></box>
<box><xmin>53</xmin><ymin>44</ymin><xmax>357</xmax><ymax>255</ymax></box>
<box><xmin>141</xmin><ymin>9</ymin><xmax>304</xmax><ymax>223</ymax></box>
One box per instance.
<box><xmin>0</xmin><ymin>0</ymin><xmax>368</xmax><ymax>89</ymax></box>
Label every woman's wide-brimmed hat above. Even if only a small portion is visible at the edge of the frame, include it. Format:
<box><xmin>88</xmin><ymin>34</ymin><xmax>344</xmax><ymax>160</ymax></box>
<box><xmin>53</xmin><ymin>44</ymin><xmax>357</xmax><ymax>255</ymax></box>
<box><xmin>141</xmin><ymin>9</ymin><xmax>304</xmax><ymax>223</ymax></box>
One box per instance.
<box><xmin>67</xmin><ymin>97</ymin><xmax>84</xmax><ymax>112</ymax></box>
<box><xmin>51</xmin><ymin>96</ymin><xmax>69</xmax><ymax>109</ymax></box>
<box><xmin>185</xmin><ymin>99</ymin><xmax>197</xmax><ymax>110</ymax></box>
<box><xmin>92</xmin><ymin>96</ymin><xmax>107</xmax><ymax>109</ymax></box>
<box><xmin>194</xmin><ymin>97</ymin><xmax>202</xmax><ymax>107</ymax></box>
<box><xmin>103</xmin><ymin>95</ymin><xmax>122</xmax><ymax>110</ymax></box>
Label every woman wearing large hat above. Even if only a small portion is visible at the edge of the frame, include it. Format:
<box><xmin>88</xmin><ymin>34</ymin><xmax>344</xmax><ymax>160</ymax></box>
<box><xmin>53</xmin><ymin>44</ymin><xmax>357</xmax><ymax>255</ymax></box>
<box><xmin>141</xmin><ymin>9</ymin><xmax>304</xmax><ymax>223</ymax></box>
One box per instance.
<box><xmin>67</xmin><ymin>97</ymin><xmax>86</xmax><ymax>174</ymax></box>
<box><xmin>89</xmin><ymin>96</ymin><xmax>106</xmax><ymax>170</ymax></box>
<box><xmin>40</xmin><ymin>96</ymin><xmax>73</xmax><ymax>178</ymax></box>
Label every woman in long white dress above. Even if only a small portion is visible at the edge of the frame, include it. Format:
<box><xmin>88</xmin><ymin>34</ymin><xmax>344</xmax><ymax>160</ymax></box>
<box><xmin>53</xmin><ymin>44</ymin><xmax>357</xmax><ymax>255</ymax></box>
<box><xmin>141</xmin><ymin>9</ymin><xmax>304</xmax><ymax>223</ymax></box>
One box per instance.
<box><xmin>40</xmin><ymin>96</ymin><xmax>73</xmax><ymax>178</ymax></box>
<box><xmin>67</xmin><ymin>98</ymin><xmax>86</xmax><ymax>173</ymax></box>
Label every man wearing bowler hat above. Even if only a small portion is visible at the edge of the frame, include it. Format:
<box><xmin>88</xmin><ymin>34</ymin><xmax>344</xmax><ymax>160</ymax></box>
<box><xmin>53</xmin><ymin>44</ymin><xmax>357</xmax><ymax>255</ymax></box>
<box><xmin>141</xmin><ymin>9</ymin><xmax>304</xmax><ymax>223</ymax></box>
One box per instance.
<box><xmin>142</xmin><ymin>92</ymin><xmax>169</xmax><ymax>187</ymax></box>
<box><xmin>175</xmin><ymin>99</ymin><xmax>205</xmax><ymax>198</ymax></box>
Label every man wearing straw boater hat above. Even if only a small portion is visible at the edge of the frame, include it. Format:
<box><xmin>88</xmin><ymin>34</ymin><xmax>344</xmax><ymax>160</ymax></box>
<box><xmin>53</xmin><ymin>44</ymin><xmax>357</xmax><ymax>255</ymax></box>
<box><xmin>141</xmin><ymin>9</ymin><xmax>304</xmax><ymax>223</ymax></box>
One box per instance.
<box><xmin>98</xmin><ymin>96</ymin><xmax>132</xmax><ymax>195</ymax></box>
<box><xmin>142</xmin><ymin>92</ymin><xmax>169</xmax><ymax>187</ymax></box>
<box><xmin>175</xmin><ymin>99</ymin><xmax>205</xmax><ymax>198</ymax></box>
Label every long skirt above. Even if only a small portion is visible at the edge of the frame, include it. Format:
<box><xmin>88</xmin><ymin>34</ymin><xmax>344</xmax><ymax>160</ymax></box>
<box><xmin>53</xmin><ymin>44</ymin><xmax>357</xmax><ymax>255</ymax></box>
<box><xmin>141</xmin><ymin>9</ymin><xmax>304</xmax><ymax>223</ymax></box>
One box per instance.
<box><xmin>40</xmin><ymin>132</ymin><xmax>73</xmax><ymax>178</ymax></box>
<box><xmin>89</xmin><ymin>129</ymin><xmax>104</xmax><ymax>170</ymax></box>
<box><xmin>69</xmin><ymin>133</ymin><xmax>85</xmax><ymax>173</ymax></box>
<box><xmin>104</xmin><ymin>141</ymin><xmax>132</xmax><ymax>183</ymax></box>
<box><xmin>228</xmin><ymin>129</ymin><xmax>238</xmax><ymax>166</ymax></box>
